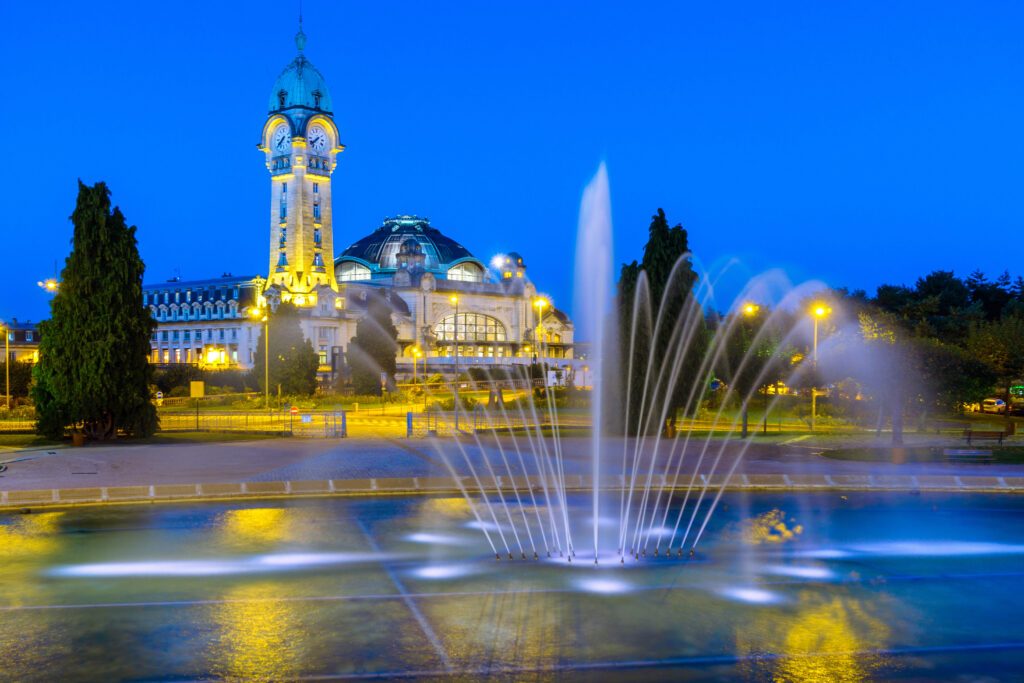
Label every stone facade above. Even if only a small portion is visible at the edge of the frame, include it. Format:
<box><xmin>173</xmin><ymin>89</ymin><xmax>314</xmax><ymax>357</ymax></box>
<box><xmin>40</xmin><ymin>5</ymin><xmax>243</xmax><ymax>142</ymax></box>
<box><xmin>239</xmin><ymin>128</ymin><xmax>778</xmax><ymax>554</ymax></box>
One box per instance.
<box><xmin>145</xmin><ymin>28</ymin><xmax>575</xmax><ymax>382</ymax></box>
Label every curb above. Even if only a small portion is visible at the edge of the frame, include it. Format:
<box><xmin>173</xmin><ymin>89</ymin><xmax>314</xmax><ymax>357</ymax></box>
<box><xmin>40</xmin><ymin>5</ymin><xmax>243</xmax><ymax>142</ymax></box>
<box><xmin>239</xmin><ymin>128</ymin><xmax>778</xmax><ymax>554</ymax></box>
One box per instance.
<box><xmin>2</xmin><ymin>473</ymin><xmax>1023</xmax><ymax>511</ymax></box>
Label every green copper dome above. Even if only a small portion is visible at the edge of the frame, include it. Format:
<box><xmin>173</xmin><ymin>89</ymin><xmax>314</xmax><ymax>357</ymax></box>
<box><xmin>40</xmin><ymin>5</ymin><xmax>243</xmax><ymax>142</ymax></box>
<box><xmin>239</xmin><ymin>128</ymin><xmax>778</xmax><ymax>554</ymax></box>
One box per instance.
<box><xmin>268</xmin><ymin>28</ymin><xmax>333</xmax><ymax>114</ymax></box>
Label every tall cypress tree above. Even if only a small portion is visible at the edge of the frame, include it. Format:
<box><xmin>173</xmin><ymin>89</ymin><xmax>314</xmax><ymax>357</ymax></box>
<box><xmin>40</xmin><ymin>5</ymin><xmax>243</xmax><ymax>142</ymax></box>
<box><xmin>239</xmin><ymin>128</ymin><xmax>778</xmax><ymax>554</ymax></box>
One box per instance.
<box><xmin>617</xmin><ymin>209</ymin><xmax>704</xmax><ymax>434</ymax></box>
<box><xmin>33</xmin><ymin>181</ymin><xmax>157</xmax><ymax>439</ymax></box>
<box><xmin>348</xmin><ymin>290</ymin><xmax>398</xmax><ymax>395</ymax></box>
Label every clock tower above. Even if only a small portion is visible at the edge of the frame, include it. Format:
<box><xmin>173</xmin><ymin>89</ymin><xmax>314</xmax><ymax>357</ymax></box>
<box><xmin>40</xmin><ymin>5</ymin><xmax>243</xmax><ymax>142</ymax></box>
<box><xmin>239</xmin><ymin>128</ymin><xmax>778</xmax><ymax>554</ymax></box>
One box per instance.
<box><xmin>259</xmin><ymin>23</ymin><xmax>343</xmax><ymax>304</ymax></box>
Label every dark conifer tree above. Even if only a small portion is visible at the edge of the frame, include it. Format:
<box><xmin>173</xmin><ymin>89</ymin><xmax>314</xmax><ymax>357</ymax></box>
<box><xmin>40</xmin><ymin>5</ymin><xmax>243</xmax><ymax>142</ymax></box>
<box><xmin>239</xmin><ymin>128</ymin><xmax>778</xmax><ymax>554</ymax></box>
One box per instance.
<box><xmin>616</xmin><ymin>209</ymin><xmax>704</xmax><ymax>434</ymax></box>
<box><xmin>252</xmin><ymin>302</ymin><xmax>319</xmax><ymax>396</ymax></box>
<box><xmin>33</xmin><ymin>181</ymin><xmax>157</xmax><ymax>439</ymax></box>
<box><xmin>348</xmin><ymin>290</ymin><xmax>398</xmax><ymax>395</ymax></box>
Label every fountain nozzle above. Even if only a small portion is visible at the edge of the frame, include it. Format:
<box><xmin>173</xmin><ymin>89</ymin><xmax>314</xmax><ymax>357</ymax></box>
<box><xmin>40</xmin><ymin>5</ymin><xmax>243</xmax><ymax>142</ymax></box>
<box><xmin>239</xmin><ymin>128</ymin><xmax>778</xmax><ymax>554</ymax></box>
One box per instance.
<box><xmin>654</xmin><ymin>548</ymin><xmax>659</xmax><ymax>557</ymax></box>
<box><xmin>534</xmin><ymin>551</ymin><xmax>539</xmax><ymax>560</ymax></box>
<box><xmin>594</xmin><ymin>558</ymin><xmax>598</xmax><ymax>565</ymax></box>
<box><xmin>688</xmin><ymin>548</ymin><xmax>695</xmax><ymax>558</ymax></box>
<box><xmin>496</xmin><ymin>553</ymin><xmax>501</xmax><ymax>560</ymax></box>
<box><xmin>620</xmin><ymin>556</ymin><xmax>625</xmax><ymax>564</ymax></box>
<box><xmin>509</xmin><ymin>552</ymin><xmax>515</xmax><ymax>560</ymax></box>
<box><xmin>521</xmin><ymin>552</ymin><xmax>527</xmax><ymax>560</ymax></box>
<box><xmin>567</xmin><ymin>555</ymin><xmax>572</xmax><ymax>563</ymax></box>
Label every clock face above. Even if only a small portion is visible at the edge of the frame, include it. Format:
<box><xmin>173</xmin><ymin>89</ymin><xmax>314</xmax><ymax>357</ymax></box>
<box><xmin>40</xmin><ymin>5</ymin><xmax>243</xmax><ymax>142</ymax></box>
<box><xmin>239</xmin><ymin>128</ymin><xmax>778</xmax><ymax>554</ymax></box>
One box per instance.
<box><xmin>273</xmin><ymin>125</ymin><xmax>290</xmax><ymax>153</ymax></box>
<box><xmin>308</xmin><ymin>125</ymin><xmax>328</xmax><ymax>154</ymax></box>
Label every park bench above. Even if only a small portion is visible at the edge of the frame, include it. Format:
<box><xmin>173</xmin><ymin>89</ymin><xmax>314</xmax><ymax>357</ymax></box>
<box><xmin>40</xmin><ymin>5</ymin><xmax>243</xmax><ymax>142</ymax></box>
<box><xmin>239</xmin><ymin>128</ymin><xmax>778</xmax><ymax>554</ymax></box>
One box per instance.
<box><xmin>944</xmin><ymin>448</ymin><xmax>995</xmax><ymax>464</ymax></box>
<box><xmin>962</xmin><ymin>429</ymin><xmax>1006</xmax><ymax>446</ymax></box>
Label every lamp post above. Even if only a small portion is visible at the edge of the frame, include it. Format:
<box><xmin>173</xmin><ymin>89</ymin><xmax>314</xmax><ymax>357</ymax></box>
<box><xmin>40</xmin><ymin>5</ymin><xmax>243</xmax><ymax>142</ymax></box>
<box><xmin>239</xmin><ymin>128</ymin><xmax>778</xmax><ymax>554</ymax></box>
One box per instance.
<box><xmin>450</xmin><ymin>294</ymin><xmax>460</xmax><ymax>431</ymax></box>
<box><xmin>250</xmin><ymin>307</ymin><xmax>270</xmax><ymax>411</ymax></box>
<box><xmin>532</xmin><ymin>296</ymin><xmax>548</xmax><ymax>365</ymax></box>
<box><xmin>740</xmin><ymin>303</ymin><xmax>760</xmax><ymax>437</ymax></box>
<box><xmin>0</xmin><ymin>320</ymin><xmax>8</xmax><ymax>411</ymax></box>
<box><xmin>810</xmin><ymin>304</ymin><xmax>831</xmax><ymax>431</ymax></box>
<box><xmin>412</xmin><ymin>346</ymin><xmax>422</xmax><ymax>384</ymax></box>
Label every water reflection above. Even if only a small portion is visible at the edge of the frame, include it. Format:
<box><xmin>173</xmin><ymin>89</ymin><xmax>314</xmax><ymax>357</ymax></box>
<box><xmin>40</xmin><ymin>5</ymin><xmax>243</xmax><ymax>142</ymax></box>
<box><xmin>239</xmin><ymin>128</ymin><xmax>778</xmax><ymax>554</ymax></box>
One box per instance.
<box><xmin>207</xmin><ymin>582</ymin><xmax>308</xmax><ymax>682</ymax></box>
<box><xmin>736</xmin><ymin>591</ymin><xmax>891</xmax><ymax>681</ymax></box>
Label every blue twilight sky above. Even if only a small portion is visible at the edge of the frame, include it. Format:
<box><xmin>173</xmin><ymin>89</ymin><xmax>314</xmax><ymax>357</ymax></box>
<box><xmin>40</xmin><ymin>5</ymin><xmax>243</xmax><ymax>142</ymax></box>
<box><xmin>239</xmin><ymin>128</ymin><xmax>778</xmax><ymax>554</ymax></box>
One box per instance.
<box><xmin>2</xmin><ymin>1</ymin><xmax>1023</xmax><ymax>325</ymax></box>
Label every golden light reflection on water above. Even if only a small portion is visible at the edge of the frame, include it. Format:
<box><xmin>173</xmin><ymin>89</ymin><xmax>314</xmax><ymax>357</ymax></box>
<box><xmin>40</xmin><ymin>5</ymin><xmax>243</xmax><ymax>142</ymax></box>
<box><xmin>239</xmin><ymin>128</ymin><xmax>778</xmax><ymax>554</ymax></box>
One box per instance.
<box><xmin>218</xmin><ymin>508</ymin><xmax>290</xmax><ymax>546</ymax></box>
<box><xmin>418</xmin><ymin>497</ymin><xmax>471</xmax><ymax>518</ymax></box>
<box><xmin>0</xmin><ymin>512</ymin><xmax>64</xmax><ymax>559</ymax></box>
<box><xmin>731</xmin><ymin>509</ymin><xmax>803</xmax><ymax>545</ymax></box>
<box><xmin>207</xmin><ymin>582</ymin><xmax>308</xmax><ymax>682</ymax></box>
<box><xmin>736</xmin><ymin>591</ymin><xmax>891</xmax><ymax>682</ymax></box>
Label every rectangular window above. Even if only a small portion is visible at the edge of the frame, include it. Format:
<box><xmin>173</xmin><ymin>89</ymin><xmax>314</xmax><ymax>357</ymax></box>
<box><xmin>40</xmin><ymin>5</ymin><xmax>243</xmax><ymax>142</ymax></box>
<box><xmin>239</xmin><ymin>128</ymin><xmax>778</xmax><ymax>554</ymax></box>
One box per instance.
<box><xmin>186</xmin><ymin>290</ymin><xmax>192</xmax><ymax>302</ymax></box>
<box><xmin>172</xmin><ymin>331</ymin><xmax>179</xmax><ymax>341</ymax></box>
<box><xmin>161</xmin><ymin>331</ymin><xmax>168</xmax><ymax>342</ymax></box>
<box><xmin>314</xmin><ymin>228</ymin><xmax>321</xmax><ymax>244</ymax></box>
<box><xmin>219</xmin><ymin>329</ymin><xmax>225</xmax><ymax>341</ymax></box>
<box><xmin>318</xmin><ymin>327</ymin><xmax>329</xmax><ymax>339</ymax></box>
<box><xmin>282</xmin><ymin>183</ymin><xmax>287</xmax><ymax>194</ymax></box>
<box><xmin>313</xmin><ymin>204</ymin><xmax>321</xmax><ymax>220</ymax></box>
<box><xmin>231</xmin><ymin>328</ymin><xmax>237</xmax><ymax>340</ymax></box>
<box><xmin>313</xmin><ymin>182</ymin><xmax>318</xmax><ymax>194</ymax></box>
<box><xmin>184</xmin><ymin>331</ymin><xmax>191</xmax><ymax>342</ymax></box>
<box><xmin>318</xmin><ymin>346</ymin><xmax>327</xmax><ymax>365</ymax></box>
<box><xmin>25</xmin><ymin>331</ymin><xmax>33</xmax><ymax>342</ymax></box>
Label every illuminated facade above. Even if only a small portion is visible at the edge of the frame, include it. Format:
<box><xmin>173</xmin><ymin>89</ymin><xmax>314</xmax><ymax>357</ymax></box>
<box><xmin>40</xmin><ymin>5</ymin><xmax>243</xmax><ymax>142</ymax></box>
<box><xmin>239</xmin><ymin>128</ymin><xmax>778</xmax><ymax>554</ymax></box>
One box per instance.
<box><xmin>146</xmin><ymin>25</ymin><xmax>573</xmax><ymax>380</ymax></box>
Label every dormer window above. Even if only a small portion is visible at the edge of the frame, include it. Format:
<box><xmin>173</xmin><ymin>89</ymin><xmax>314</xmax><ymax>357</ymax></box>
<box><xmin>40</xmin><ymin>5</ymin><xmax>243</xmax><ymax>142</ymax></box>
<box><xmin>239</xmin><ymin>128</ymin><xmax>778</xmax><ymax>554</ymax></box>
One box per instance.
<box><xmin>278</xmin><ymin>90</ymin><xmax>287</xmax><ymax>108</ymax></box>
<box><xmin>313</xmin><ymin>90</ymin><xmax>321</xmax><ymax>108</ymax></box>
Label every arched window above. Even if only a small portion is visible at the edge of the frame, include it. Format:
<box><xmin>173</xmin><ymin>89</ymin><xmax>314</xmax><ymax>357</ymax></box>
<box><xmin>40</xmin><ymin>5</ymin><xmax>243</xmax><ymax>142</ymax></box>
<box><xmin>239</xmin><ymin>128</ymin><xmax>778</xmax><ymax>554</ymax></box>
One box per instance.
<box><xmin>434</xmin><ymin>313</ymin><xmax>507</xmax><ymax>342</ymax></box>
<box><xmin>338</xmin><ymin>261</ymin><xmax>371</xmax><ymax>281</ymax></box>
<box><xmin>447</xmin><ymin>262</ymin><xmax>484</xmax><ymax>283</ymax></box>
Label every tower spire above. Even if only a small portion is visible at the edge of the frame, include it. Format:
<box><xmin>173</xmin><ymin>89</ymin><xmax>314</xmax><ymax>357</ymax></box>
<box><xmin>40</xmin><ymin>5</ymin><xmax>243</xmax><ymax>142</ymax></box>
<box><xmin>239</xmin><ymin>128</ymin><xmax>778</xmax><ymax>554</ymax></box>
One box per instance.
<box><xmin>295</xmin><ymin>0</ymin><xmax>306</xmax><ymax>52</ymax></box>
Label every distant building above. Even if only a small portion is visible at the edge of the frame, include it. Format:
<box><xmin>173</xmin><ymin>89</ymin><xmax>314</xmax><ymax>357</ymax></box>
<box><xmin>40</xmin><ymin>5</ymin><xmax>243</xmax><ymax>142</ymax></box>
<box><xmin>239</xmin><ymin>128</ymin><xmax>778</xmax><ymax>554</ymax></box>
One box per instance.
<box><xmin>146</xmin><ymin>25</ymin><xmax>574</xmax><ymax>381</ymax></box>
<box><xmin>4</xmin><ymin>320</ymin><xmax>40</xmax><ymax>364</ymax></box>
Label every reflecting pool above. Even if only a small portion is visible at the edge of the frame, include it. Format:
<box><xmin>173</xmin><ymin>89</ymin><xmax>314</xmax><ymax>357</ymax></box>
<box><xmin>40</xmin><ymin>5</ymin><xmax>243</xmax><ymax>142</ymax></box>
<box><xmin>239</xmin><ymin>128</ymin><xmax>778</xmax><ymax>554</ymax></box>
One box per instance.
<box><xmin>2</xmin><ymin>492</ymin><xmax>1023</xmax><ymax>680</ymax></box>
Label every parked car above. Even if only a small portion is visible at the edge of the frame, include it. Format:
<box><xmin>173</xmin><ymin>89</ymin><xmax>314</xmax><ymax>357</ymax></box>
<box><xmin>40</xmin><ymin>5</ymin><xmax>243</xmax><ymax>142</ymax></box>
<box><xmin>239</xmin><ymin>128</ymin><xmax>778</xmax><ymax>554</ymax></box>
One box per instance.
<box><xmin>981</xmin><ymin>398</ymin><xmax>1007</xmax><ymax>414</ymax></box>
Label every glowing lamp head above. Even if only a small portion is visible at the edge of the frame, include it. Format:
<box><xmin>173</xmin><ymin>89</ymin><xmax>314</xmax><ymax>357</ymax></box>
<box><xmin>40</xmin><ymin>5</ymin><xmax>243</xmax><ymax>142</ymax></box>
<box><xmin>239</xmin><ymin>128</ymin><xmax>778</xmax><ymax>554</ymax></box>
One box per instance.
<box><xmin>742</xmin><ymin>303</ymin><xmax>759</xmax><ymax>317</ymax></box>
<box><xmin>449</xmin><ymin>295</ymin><xmax>459</xmax><ymax>305</ymax></box>
<box><xmin>812</xmin><ymin>305</ymin><xmax>831</xmax><ymax>319</ymax></box>
<box><xmin>534</xmin><ymin>297</ymin><xmax>549</xmax><ymax>311</ymax></box>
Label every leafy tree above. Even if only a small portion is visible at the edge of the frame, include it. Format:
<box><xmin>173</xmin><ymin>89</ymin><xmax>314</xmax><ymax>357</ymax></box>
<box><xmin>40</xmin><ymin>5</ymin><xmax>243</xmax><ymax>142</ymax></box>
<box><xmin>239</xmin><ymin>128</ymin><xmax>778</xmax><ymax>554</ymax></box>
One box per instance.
<box><xmin>0</xmin><ymin>361</ymin><xmax>35</xmax><ymax>399</ymax></box>
<box><xmin>348</xmin><ymin>289</ymin><xmax>398</xmax><ymax>395</ymax></box>
<box><xmin>967</xmin><ymin>315</ymin><xmax>1024</xmax><ymax>381</ymax></box>
<box><xmin>32</xmin><ymin>181</ymin><xmax>157</xmax><ymax>439</ymax></box>
<box><xmin>914</xmin><ymin>337</ymin><xmax>995</xmax><ymax>413</ymax></box>
<box><xmin>252</xmin><ymin>302</ymin><xmax>319</xmax><ymax>396</ymax></box>
<box><xmin>617</xmin><ymin>208</ymin><xmax>704</xmax><ymax>434</ymax></box>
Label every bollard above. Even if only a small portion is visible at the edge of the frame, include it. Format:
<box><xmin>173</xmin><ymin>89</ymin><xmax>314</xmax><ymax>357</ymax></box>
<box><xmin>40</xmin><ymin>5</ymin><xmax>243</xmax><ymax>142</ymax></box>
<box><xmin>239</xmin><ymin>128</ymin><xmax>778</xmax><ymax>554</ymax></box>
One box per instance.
<box><xmin>341</xmin><ymin>411</ymin><xmax>347</xmax><ymax>438</ymax></box>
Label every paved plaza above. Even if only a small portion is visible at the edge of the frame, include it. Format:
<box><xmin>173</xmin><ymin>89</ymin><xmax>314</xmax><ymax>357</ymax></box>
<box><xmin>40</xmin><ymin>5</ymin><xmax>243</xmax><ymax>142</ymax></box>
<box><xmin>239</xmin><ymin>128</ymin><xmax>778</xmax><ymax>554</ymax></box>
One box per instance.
<box><xmin>2</xmin><ymin>435</ymin><xmax>1021</xmax><ymax>494</ymax></box>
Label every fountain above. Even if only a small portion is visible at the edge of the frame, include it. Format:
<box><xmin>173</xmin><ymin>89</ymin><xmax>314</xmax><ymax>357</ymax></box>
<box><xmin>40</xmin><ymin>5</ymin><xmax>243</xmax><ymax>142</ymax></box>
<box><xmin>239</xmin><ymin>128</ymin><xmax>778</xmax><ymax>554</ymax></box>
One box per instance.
<box><xmin>428</xmin><ymin>163</ymin><xmax>833</xmax><ymax>565</ymax></box>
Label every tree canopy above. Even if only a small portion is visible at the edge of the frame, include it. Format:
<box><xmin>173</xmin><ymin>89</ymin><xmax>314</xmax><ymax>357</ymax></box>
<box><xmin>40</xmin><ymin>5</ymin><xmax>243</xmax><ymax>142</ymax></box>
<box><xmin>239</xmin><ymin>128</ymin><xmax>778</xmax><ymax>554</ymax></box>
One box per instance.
<box><xmin>616</xmin><ymin>208</ymin><xmax>705</xmax><ymax>434</ymax></box>
<box><xmin>32</xmin><ymin>181</ymin><xmax>157</xmax><ymax>439</ymax></box>
<box><xmin>347</xmin><ymin>289</ymin><xmax>398</xmax><ymax>395</ymax></box>
<box><xmin>252</xmin><ymin>302</ymin><xmax>319</xmax><ymax>396</ymax></box>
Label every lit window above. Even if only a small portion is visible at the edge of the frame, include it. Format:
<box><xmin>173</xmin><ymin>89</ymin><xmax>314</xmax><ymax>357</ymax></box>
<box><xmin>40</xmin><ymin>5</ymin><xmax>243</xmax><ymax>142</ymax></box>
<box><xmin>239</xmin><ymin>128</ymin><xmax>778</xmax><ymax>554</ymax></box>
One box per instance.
<box><xmin>338</xmin><ymin>262</ymin><xmax>371</xmax><ymax>281</ymax></box>
<box><xmin>433</xmin><ymin>313</ymin><xmax>507</xmax><ymax>342</ymax></box>
<box><xmin>26</xmin><ymin>331</ymin><xmax>33</xmax><ymax>342</ymax></box>
<box><xmin>313</xmin><ymin>253</ymin><xmax>325</xmax><ymax>269</ymax></box>
<box><xmin>447</xmin><ymin>262</ymin><xmax>484</xmax><ymax>282</ymax></box>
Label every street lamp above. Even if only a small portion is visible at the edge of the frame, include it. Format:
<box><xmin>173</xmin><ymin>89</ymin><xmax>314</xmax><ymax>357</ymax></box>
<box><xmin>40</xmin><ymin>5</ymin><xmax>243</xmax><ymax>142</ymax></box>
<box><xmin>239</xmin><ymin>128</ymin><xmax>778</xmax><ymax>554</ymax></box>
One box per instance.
<box><xmin>37</xmin><ymin>279</ymin><xmax>59</xmax><ymax>293</ymax></box>
<box><xmin>810</xmin><ymin>304</ymin><xmax>831</xmax><ymax>431</ymax></box>
<box><xmin>742</xmin><ymin>302</ymin><xmax>760</xmax><ymax>317</ymax></box>
<box><xmin>532</xmin><ymin>296</ymin><xmax>549</xmax><ymax>364</ymax></box>
<box><xmin>250</xmin><ymin>307</ymin><xmax>270</xmax><ymax>411</ymax></box>
<box><xmin>412</xmin><ymin>345</ymin><xmax>422</xmax><ymax>384</ymax></box>
<box><xmin>450</xmin><ymin>294</ymin><xmax>460</xmax><ymax>430</ymax></box>
<box><xmin>0</xmin><ymin>320</ymin><xmax>8</xmax><ymax>411</ymax></box>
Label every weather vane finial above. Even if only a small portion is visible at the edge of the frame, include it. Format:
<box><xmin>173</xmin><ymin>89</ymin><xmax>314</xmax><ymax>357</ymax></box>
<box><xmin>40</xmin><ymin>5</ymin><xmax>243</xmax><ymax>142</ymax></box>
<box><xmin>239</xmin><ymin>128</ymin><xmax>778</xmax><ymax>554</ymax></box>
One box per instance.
<box><xmin>295</xmin><ymin>0</ymin><xmax>306</xmax><ymax>52</ymax></box>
